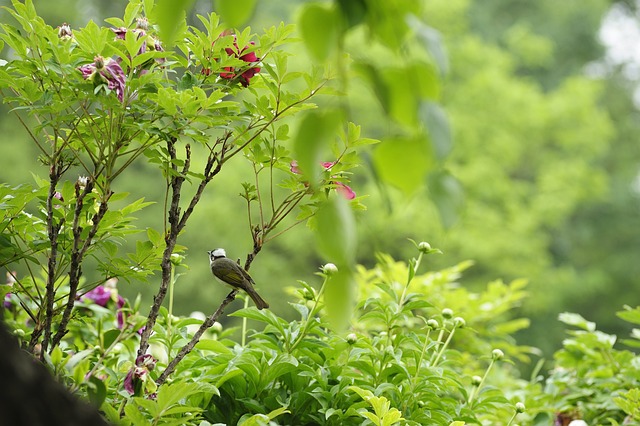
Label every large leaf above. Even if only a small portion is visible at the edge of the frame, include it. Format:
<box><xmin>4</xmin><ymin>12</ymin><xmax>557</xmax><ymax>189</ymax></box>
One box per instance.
<box><xmin>315</xmin><ymin>196</ymin><xmax>356</xmax><ymax>265</ymax></box>
<box><xmin>216</xmin><ymin>0</ymin><xmax>257</xmax><ymax>28</ymax></box>
<box><xmin>299</xmin><ymin>3</ymin><xmax>341</xmax><ymax>62</ymax></box>
<box><xmin>373</xmin><ymin>137</ymin><xmax>434</xmax><ymax>195</ymax></box>
<box><xmin>428</xmin><ymin>170</ymin><xmax>464</xmax><ymax>229</ymax></box>
<box><xmin>293</xmin><ymin>109</ymin><xmax>342</xmax><ymax>188</ymax></box>
<box><xmin>324</xmin><ymin>267</ymin><xmax>355</xmax><ymax>331</ymax></box>
<box><xmin>420</xmin><ymin>101</ymin><xmax>452</xmax><ymax>160</ymax></box>
<box><xmin>154</xmin><ymin>0</ymin><xmax>193</xmax><ymax>47</ymax></box>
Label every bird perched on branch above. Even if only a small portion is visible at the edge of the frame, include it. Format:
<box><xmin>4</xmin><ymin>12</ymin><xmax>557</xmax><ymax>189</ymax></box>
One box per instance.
<box><xmin>208</xmin><ymin>248</ymin><xmax>269</xmax><ymax>310</ymax></box>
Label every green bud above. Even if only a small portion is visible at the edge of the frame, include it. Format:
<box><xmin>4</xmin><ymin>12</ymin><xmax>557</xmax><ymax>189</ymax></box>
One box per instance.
<box><xmin>515</xmin><ymin>402</ymin><xmax>526</xmax><ymax>413</ymax></box>
<box><xmin>13</xmin><ymin>329</ymin><xmax>25</xmax><ymax>337</ymax></box>
<box><xmin>471</xmin><ymin>375</ymin><xmax>482</xmax><ymax>386</ymax></box>
<box><xmin>418</xmin><ymin>241</ymin><xmax>432</xmax><ymax>253</ymax></box>
<box><xmin>492</xmin><ymin>348</ymin><xmax>504</xmax><ymax>360</ymax></box>
<box><xmin>442</xmin><ymin>308</ymin><xmax>454</xmax><ymax>319</ymax></box>
<box><xmin>454</xmin><ymin>317</ymin><xmax>466</xmax><ymax>328</ymax></box>
<box><xmin>322</xmin><ymin>263</ymin><xmax>338</xmax><ymax>275</ymax></box>
<box><xmin>302</xmin><ymin>288</ymin><xmax>315</xmax><ymax>300</ymax></box>
<box><xmin>427</xmin><ymin>319</ymin><xmax>440</xmax><ymax>330</ymax></box>
<box><xmin>211</xmin><ymin>321</ymin><xmax>223</xmax><ymax>333</ymax></box>
<box><xmin>346</xmin><ymin>333</ymin><xmax>357</xmax><ymax>344</ymax></box>
<box><xmin>170</xmin><ymin>253</ymin><xmax>184</xmax><ymax>266</ymax></box>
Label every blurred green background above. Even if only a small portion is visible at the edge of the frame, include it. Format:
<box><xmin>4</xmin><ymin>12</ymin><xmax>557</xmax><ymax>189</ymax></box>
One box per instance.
<box><xmin>1</xmin><ymin>0</ymin><xmax>639</xmax><ymax>359</ymax></box>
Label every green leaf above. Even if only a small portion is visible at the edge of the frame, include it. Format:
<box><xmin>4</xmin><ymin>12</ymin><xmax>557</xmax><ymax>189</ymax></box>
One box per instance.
<box><xmin>420</xmin><ymin>101</ymin><xmax>451</xmax><ymax>160</ymax></box>
<box><xmin>216</xmin><ymin>0</ymin><xmax>257</xmax><ymax>28</ymax></box>
<box><xmin>299</xmin><ymin>4</ymin><xmax>341</xmax><ymax>62</ymax></box>
<box><xmin>293</xmin><ymin>109</ymin><xmax>342</xmax><ymax>188</ymax></box>
<box><xmin>102</xmin><ymin>328</ymin><xmax>122</xmax><ymax>349</ymax></box>
<box><xmin>558</xmin><ymin>312</ymin><xmax>596</xmax><ymax>332</ymax></box>
<box><xmin>315</xmin><ymin>196</ymin><xmax>356</xmax><ymax>265</ymax></box>
<box><xmin>617</xmin><ymin>305</ymin><xmax>640</xmax><ymax>325</ymax></box>
<box><xmin>86</xmin><ymin>375</ymin><xmax>107</xmax><ymax>408</ymax></box>
<box><xmin>408</xmin><ymin>15</ymin><xmax>449</xmax><ymax>77</ymax></box>
<box><xmin>324</xmin><ymin>267</ymin><xmax>355</xmax><ymax>331</ymax></box>
<box><xmin>154</xmin><ymin>0</ymin><xmax>193</xmax><ymax>47</ymax></box>
<box><xmin>230</xmin><ymin>307</ymin><xmax>287</xmax><ymax>338</ymax></box>
<box><xmin>373</xmin><ymin>137</ymin><xmax>434</xmax><ymax>195</ymax></box>
<box><xmin>427</xmin><ymin>170</ymin><xmax>464</xmax><ymax>229</ymax></box>
<box><xmin>336</xmin><ymin>0</ymin><xmax>367</xmax><ymax>29</ymax></box>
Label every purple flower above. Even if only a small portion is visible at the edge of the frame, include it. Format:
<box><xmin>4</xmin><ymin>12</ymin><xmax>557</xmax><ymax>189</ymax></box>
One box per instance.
<box><xmin>82</xmin><ymin>285</ymin><xmax>111</xmax><ymax>307</ymax></box>
<box><xmin>78</xmin><ymin>56</ymin><xmax>126</xmax><ymax>102</ymax></box>
<box><xmin>81</xmin><ymin>281</ymin><xmax>128</xmax><ymax>329</ymax></box>
<box><xmin>116</xmin><ymin>295</ymin><xmax>126</xmax><ymax>329</ymax></box>
<box><xmin>124</xmin><ymin>354</ymin><xmax>157</xmax><ymax>395</ymax></box>
<box><xmin>4</xmin><ymin>271</ymin><xmax>16</xmax><ymax>308</ymax></box>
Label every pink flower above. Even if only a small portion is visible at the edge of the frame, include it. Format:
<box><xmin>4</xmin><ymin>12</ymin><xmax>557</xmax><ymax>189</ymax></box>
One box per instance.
<box><xmin>290</xmin><ymin>160</ymin><xmax>356</xmax><ymax>200</ymax></box>
<box><xmin>335</xmin><ymin>182</ymin><xmax>356</xmax><ymax>200</ymax></box>
<box><xmin>219</xmin><ymin>39</ymin><xmax>261</xmax><ymax>87</ymax></box>
<box><xmin>78</xmin><ymin>56</ymin><xmax>126</xmax><ymax>102</ymax></box>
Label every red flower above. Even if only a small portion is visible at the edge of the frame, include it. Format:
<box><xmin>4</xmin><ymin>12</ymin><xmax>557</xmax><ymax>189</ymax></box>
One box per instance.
<box><xmin>290</xmin><ymin>160</ymin><xmax>356</xmax><ymax>200</ymax></box>
<box><xmin>219</xmin><ymin>39</ymin><xmax>261</xmax><ymax>87</ymax></box>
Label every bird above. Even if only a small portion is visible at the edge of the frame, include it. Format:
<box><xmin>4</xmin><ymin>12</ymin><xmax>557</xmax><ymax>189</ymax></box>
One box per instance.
<box><xmin>208</xmin><ymin>248</ymin><xmax>269</xmax><ymax>310</ymax></box>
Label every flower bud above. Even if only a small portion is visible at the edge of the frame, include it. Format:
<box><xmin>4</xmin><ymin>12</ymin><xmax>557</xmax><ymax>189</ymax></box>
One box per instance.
<box><xmin>515</xmin><ymin>402</ymin><xmax>526</xmax><ymax>413</ymax></box>
<box><xmin>77</xmin><ymin>175</ymin><xmax>89</xmax><ymax>190</ymax></box>
<box><xmin>322</xmin><ymin>263</ymin><xmax>338</xmax><ymax>276</ymax></box>
<box><xmin>211</xmin><ymin>321</ymin><xmax>223</xmax><ymax>333</ymax></box>
<box><xmin>426</xmin><ymin>319</ymin><xmax>439</xmax><ymax>330</ymax></box>
<box><xmin>492</xmin><ymin>348</ymin><xmax>504</xmax><ymax>361</ymax></box>
<box><xmin>58</xmin><ymin>23</ymin><xmax>72</xmax><ymax>39</ymax></box>
<box><xmin>93</xmin><ymin>56</ymin><xmax>105</xmax><ymax>70</ymax></box>
<box><xmin>418</xmin><ymin>241</ymin><xmax>431</xmax><ymax>253</ymax></box>
<box><xmin>441</xmin><ymin>308</ymin><xmax>453</xmax><ymax>319</ymax></box>
<box><xmin>471</xmin><ymin>375</ymin><xmax>482</xmax><ymax>386</ymax></box>
<box><xmin>567</xmin><ymin>421</ymin><xmax>588</xmax><ymax>426</ymax></box>
<box><xmin>346</xmin><ymin>333</ymin><xmax>357</xmax><ymax>344</ymax></box>
<box><xmin>170</xmin><ymin>253</ymin><xmax>184</xmax><ymax>266</ymax></box>
<box><xmin>13</xmin><ymin>329</ymin><xmax>25</xmax><ymax>337</ymax></box>
<box><xmin>136</xmin><ymin>17</ymin><xmax>149</xmax><ymax>31</ymax></box>
<box><xmin>453</xmin><ymin>317</ymin><xmax>466</xmax><ymax>328</ymax></box>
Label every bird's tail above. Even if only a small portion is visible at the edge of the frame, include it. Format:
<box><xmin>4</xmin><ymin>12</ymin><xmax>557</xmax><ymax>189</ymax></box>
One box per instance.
<box><xmin>246</xmin><ymin>287</ymin><xmax>269</xmax><ymax>310</ymax></box>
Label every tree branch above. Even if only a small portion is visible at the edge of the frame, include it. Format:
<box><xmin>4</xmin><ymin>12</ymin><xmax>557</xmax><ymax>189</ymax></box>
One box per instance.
<box><xmin>155</xmin><ymin>289</ymin><xmax>239</xmax><ymax>386</ymax></box>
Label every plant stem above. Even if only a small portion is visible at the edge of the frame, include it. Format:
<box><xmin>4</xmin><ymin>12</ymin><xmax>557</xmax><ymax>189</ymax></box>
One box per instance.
<box><xmin>431</xmin><ymin>325</ymin><xmax>457</xmax><ymax>367</ymax></box>
<box><xmin>288</xmin><ymin>276</ymin><xmax>327</xmax><ymax>353</ymax></box>
<box><xmin>241</xmin><ymin>296</ymin><xmax>249</xmax><ymax>347</ymax></box>
<box><xmin>468</xmin><ymin>358</ymin><xmax>496</xmax><ymax>405</ymax></box>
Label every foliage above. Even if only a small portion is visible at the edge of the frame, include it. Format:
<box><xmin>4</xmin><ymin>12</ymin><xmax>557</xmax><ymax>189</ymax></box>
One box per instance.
<box><xmin>0</xmin><ymin>0</ymin><xmax>368</xmax><ymax>389</ymax></box>
<box><xmin>4</xmin><ymin>241</ymin><xmax>533</xmax><ymax>425</ymax></box>
<box><xmin>522</xmin><ymin>307</ymin><xmax>640</xmax><ymax>425</ymax></box>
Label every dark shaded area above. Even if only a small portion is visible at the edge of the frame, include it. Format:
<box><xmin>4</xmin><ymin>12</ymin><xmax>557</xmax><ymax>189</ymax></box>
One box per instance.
<box><xmin>0</xmin><ymin>322</ymin><xmax>110</xmax><ymax>426</ymax></box>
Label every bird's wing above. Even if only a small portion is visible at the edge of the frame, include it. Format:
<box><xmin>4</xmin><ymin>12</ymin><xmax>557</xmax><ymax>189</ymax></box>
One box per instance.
<box><xmin>239</xmin><ymin>267</ymin><xmax>255</xmax><ymax>285</ymax></box>
<box><xmin>214</xmin><ymin>260</ymin><xmax>245</xmax><ymax>286</ymax></box>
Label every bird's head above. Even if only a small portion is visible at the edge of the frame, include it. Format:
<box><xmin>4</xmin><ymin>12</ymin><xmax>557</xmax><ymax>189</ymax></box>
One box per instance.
<box><xmin>208</xmin><ymin>248</ymin><xmax>227</xmax><ymax>261</ymax></box>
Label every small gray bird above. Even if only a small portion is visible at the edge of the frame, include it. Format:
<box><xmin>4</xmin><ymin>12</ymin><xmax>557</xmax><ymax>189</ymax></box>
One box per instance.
<box><xmin>208</xmin><ymin>248</ymin><xmax>269</xmax><ymax>310</ymax></box>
